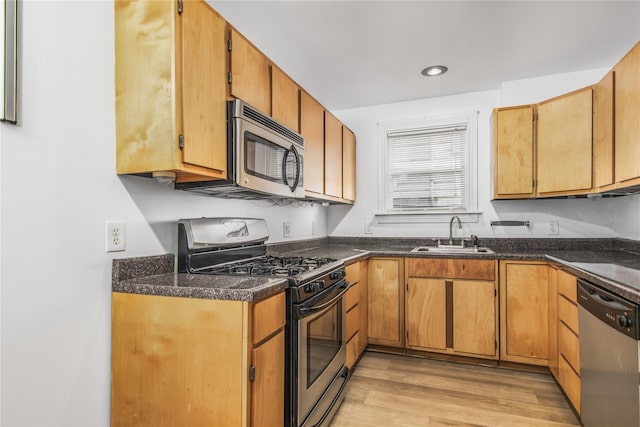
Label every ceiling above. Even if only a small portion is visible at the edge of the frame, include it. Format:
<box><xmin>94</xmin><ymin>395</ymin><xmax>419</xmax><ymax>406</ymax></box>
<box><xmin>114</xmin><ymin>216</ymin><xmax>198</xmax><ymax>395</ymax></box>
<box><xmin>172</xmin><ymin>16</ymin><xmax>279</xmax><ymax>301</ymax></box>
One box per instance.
<box><xmin>209</xmin><ymin>1</ymin><xmax>640</xmax><ymax>111</ymax></box>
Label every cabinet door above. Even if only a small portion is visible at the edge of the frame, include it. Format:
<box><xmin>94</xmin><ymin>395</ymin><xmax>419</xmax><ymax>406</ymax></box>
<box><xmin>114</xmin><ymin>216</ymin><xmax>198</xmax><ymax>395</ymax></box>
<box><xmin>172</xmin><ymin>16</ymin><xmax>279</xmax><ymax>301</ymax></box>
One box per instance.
<box><xmin>452</xmin><ymin>280</ymin><xmax>496</xmax><ymax>357</ymax></box>
<box><xmin>229</xmin><ymin>28</ymin><xmax>270</xmax><ymax>115</ymax></box>
<box><xmin>368</xmin><ymin>258</ymin><xmax>404</xmax><ymax>347</ymax></box>
<box><xmin>180</xmin><ymin>1</ymin><xmax>227</xmax><ymax>174</ymax></box>
<box><xmin>324</xmin><ymin>112</ymin><xmax>343</xmax><ymax>199</ymax></box>
<box><xmin>358</xmin><ymin>260</ymin><xmax>369</xmax><ymax>355</ymax></box>
<box><xmin>271</xmin><ymin>66</ymin><xmax>299</xmax><ymax>132</ymax></box>
<box><xmin>406</xmin><ymin>278</ymin><xmax>446</xmax><ymax>351</ymax></box>
<box><xmin>593</xmin><ymin>70</ymin><xmax>615</xmax><ymax>188</ymax></box>
<box><xmin>615</xmin><ymin>41</ymin><xmax>640</xmax><ymax>184</ymax></box>
<box><xmin>500</xmin><ymin>262</ymin><xmax>549</xmax><ymax>365</ymax></box>
<box><xmin>342</xmin><ymin>127</ymin><xmax>356</xmax><ymax>201</ymax></box>
<box><xmin>547</xmin><ymin>266</ymin><xmax>559</xmax><ymax>379</ymax></box>
<box><xmin>300</xmin><ymin>91</ymin><xmax>325</xmax><ymax>195</ymax></box>
<box><xmin>251</xmin><ymin>329</ymin><xmax>284</xmax><ymax>427</ymax></box>
<box><xmin>537</xmin><ymin>88</ymin><xmax>593</xmax><ymax>195</ymax></box>
<box><xmin>492</xmin><ymin>106</ymin><xmax>535</xmax><ymax>198</ymax></box>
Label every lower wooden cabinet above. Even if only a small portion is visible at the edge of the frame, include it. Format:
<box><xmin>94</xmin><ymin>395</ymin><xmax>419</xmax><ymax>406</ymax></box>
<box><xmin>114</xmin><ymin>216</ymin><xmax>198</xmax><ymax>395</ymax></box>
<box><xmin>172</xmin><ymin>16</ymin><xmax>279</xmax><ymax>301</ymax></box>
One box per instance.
<box><xmin>345</xmin><ymin>260</ymin><xmax>368</xmax><ymax>369</ymax></box>
<box><xmin>406</xmin><ymin>258</ymin><xmax>498</xmax><ymax>359</ymax></box>
<box><xmin>368</xmin><ymin>257</ymin><xmax>405</xmax><ymax>348</ymax></box>
<box><xmin>555</xmin><ymin>270</ymin><xmax>581</xmax><ymax>414</ymax></box>
<box><xmin>111</xmin><ymin>291</ymin><xmax>285</xmax><ymax>427</ymax></box>
<box><xmin>500</xmin><ymin>261</ymin><xmax>550</xmax><ymax>365</ymax></box>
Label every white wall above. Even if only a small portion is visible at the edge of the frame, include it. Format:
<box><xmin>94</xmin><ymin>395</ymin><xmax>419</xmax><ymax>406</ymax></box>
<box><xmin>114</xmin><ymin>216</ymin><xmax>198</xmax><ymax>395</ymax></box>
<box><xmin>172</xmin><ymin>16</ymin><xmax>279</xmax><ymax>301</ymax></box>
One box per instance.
<box><xmin>328</xmin><ymin>68</ymin><xmax>640</xmax><ymax>241</ymax></box>
<box><xmin>0</xmin><ymin>2</ymin><xmax>325</xmax><ymax>426</ymax></box>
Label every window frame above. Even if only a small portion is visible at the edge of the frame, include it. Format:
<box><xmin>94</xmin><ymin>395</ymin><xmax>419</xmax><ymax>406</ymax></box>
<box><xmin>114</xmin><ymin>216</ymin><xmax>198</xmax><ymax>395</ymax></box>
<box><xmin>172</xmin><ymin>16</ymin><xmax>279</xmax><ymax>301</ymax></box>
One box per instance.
<box><xmin>377</xmin><ymin>112</ymin><xmax>479</xmax><ymax>222</ymax></box>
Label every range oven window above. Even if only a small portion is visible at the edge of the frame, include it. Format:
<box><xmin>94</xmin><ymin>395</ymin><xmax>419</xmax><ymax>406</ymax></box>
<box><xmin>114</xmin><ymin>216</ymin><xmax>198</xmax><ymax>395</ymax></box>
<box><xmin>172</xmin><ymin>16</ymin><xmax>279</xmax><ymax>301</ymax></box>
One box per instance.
<box><xmin>306</xmin><ymin>301</ymin><xmax>342</xmax><ymax>387</ymax></box>
<box><xmin>244</xmin><ymin>131</ymin><xmax>302</xmax><ymax>186</ymax></box>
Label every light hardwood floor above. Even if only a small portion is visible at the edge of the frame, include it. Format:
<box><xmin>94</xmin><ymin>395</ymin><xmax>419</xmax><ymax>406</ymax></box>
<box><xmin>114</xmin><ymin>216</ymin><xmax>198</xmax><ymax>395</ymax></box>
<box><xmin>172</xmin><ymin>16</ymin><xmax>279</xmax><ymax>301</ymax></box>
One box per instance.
<box><xmin>331</xmin><ymin>352</ymin><xmax>581</xmax><ymax>427</ymax></box>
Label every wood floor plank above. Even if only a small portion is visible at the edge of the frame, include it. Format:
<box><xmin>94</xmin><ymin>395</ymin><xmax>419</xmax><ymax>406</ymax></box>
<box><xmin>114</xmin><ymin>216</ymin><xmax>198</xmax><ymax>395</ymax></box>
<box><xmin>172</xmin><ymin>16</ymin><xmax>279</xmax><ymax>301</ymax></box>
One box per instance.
<box><xmin>331</xmin><ymin>351</ymin><xmax>580</xmax><ymax>427</ymax></box>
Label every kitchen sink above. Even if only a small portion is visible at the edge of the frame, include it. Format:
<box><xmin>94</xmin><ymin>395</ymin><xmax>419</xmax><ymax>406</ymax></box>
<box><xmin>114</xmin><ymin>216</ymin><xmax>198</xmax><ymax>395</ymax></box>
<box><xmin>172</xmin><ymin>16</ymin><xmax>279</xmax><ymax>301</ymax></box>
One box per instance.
<box><xmin>410</xmin><ymin>246</ymin><xmax>495</xmax><ymax>254</ymax></box>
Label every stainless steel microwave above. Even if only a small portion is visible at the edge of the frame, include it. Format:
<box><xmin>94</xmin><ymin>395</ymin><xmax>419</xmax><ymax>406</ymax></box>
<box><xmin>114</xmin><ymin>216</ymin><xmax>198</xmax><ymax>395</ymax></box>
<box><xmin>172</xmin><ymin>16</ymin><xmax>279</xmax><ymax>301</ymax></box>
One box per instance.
<box><xmin>176</xmin><ymin>99</ymin><xmax>304</xmax><ymax>199</ymax></box>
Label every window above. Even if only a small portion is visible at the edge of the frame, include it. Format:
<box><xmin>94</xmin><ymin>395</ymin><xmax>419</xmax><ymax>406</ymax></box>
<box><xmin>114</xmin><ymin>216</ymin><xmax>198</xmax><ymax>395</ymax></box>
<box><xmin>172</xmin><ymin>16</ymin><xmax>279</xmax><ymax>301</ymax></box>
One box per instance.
<box><xmin>378</xmin><ymin>113</ymin><xmax>478</xmax><ymax>215</ymax></box>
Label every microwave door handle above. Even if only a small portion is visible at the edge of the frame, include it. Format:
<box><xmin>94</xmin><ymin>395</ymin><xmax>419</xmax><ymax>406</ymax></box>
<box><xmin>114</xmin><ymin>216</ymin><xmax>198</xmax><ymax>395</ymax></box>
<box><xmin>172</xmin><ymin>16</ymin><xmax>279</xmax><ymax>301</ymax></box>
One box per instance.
<box><xmin>282</xmin><ymin>145</ymin><xmax>301</xmax><ymax>192</ymax></box>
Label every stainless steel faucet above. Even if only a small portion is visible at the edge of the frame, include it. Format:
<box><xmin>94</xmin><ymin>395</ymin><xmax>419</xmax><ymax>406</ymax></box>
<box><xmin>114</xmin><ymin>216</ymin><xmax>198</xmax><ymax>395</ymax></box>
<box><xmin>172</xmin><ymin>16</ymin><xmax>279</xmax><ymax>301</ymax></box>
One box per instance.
<box><xmin>449</xmin><ymin>215</ymin><xmax>462</xmax><ymax>245</ymax></box>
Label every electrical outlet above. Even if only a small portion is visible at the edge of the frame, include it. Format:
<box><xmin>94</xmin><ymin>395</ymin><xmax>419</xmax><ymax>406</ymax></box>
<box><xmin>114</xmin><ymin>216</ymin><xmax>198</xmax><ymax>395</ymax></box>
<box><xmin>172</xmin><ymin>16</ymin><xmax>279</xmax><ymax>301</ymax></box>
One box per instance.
<box><xmin>283</xmin><ymin>222</ymin><xmax>291</xmax><ymax>237</ymax></box>
<box><xmin>106</xmin><ymin>221</ymin><xmax>126</xmax><ymax>252</ymax></box>
<box><xmin>547</xmin><ymin>220</ymin><xmax>559</xmax><ymax>235</ymax></box>
<box><xmin>364</xmin><ymin>222</ymin><xmax>373</xmax><ymax>234</ymax></box>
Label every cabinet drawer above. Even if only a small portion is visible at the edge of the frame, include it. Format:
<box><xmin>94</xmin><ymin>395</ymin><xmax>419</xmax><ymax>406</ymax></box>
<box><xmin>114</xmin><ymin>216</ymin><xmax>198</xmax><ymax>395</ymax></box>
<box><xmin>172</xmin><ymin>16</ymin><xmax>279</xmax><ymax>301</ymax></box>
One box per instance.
<box><xmin>558</xmin><ymin>295</ymin><xmax>579</xmax><ymax>336</ymax></box>
<box><xmin>253</xmin><ymin>292</ymin><xmax>286</xmax><ymax>345</ymax></box>
<box><xmin>346</xmin><ymin>331</ymin><xmax>359</xmax><ymax>369</ymax></box>
<box><xmin>408</xmin><ymin>258</ymin><xmax>495</xmax><ymax>281</ymax></box>
<box><xmin>558</xmin><ymin>354</ymin><xmax>581</xmax><ymax>414</ymax></box>
<box><xmin>345</xmin><ymin>282</ymin><xmax>360</xmax><ymax>311</ymax></box>
<box><xmin>346</xmin><ymin>304</ymin><xmax>360</xmax><ymax>341</ymax></box>
<box><xmin>558</xmin><ymin>321</ymin><xmax>580</xmax><ymax>372</ymax></box>
<box><xmin>345</xmin><ymin>262</ymin><xmax>361</xmax><ymax>285</ymax></box>
<box><xmin>557</xmin><ymin>271</ymin><xmax>577</xmax><ymax>303</ymax></box>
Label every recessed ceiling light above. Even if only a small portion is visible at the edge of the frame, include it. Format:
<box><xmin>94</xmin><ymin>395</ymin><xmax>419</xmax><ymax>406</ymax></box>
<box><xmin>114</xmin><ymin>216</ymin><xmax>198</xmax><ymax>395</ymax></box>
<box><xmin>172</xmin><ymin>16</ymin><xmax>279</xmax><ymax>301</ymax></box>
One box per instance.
<box><xmin>421</xmin><ymin>65</ymin><xmax>448</xmax><ymax>77</ymax></box>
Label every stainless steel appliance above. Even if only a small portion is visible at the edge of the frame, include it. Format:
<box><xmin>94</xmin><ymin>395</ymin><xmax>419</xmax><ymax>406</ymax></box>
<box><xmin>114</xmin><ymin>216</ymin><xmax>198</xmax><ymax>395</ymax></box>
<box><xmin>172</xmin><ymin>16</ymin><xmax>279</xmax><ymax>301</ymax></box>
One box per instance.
<box><xmin>176</xmin><ymin>99</ymin><xmax>304</xmax><ymax>199</ymax></box>
<box><xmin>578</xmin><ymin>279</ymin><xmax>640</xmax><ymax>427</ymax></box>
<box><xmin>177</xmin><ymin>217</ymin><xmax>350</xmax><ymax>427</ymax></box>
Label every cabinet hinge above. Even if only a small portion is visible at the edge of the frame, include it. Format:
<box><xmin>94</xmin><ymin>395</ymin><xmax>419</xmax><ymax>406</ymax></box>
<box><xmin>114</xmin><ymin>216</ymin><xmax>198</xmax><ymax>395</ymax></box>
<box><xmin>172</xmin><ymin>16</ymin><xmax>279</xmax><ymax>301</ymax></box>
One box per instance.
<box><xmin>228</xmin><ymin>72</ymin><xmax>232</xmax><ymax>84</ymax></box>
<box><xmin>177</xmin><ymin>0</ymin><xmax>183</xmax><ymax>15</ymax></box>
<box><xmin>249</xmin><ymin>365</ymin><xmax>255</xmax><ymax>382</ymax></box>
<box><xmin>406</xmin><ymin>283</ymin><xmax>408</xmax><ymax>291</ymax></box>
<box><xmin>494</xmin><ymin>288</ymin><xmax>497</xmax><ymax>297</ymax></box>
<box><xmin>532</xmin><ymin>111</ymin><xmax>537</xmax><ymax>121</ymax></box>
<box><xmin>227</xmin><ymin>39</ymin><xmax>232</xmax><ymax>52</ymax></box>
<box><xmin>178</xmin><ymin>134</ymin><xmax>184</xmax><ymax>149</ymax></box>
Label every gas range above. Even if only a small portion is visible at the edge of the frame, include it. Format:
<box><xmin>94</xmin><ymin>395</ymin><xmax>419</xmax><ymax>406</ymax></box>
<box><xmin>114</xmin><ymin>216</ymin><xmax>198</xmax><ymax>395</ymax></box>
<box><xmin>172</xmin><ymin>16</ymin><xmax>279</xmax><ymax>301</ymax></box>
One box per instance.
<box><xmin>177</xmin><ymin>217</ymin><xmax>346</xmax><ymax>302</ymax></box>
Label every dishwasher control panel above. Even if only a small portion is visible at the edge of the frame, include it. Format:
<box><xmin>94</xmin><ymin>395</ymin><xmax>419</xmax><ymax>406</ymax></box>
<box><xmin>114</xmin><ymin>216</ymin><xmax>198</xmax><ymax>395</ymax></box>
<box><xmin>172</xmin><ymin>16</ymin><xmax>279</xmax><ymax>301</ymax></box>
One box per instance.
<box><xmin>578</xmin><ymin>279</ymin><xmax>640</xmax><ymax>339</ymax></box>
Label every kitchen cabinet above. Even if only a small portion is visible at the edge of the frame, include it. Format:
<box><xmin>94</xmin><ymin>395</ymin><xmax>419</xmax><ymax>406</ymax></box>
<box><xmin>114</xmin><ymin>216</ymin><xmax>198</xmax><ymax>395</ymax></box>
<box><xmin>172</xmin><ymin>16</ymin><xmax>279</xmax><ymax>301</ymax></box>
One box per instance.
<box><xmin>111</xmin><ymin>291</ymin><xmax>285</xmax><ymax>427</ymax></box>
<box><xmin>547</xmin><ymin>266</ymin><xmax>559</xmax><ymax>378</ymax></box>
<box><xmin>271</xmin><ymin>65</ymin><xmax>299</xmax><ymax>132</ymax></box>
<box><xmin>537</xmin><ymin>87</ymin><xmax>593</xmax><ymax>196</ymax></box>
<box><xmin>115</xmin><ymin>0</ymin><xmax>227</xmax><ymax>182</ymax></box>
<box><xmin>345</xmin><ymin>261</ymin><xmax>366</xmax><ymax>369</ymax></box>
<box><xmin>556</xmin><ymin>270</ymin><xmax>581</xmax><ymax>414</ymax></box>
<box><xmin>406</xmin><ymin>258</ymin><xmax>498</xmax><ymax>359</ymax></box>
<box><xmin>300</xmin><ymin>91</ymin><xmax>325</xmax><ymax>195</ymax></box>
<box><xmin>614</xmin><ymin>40</ymin><xmax>640</xmax><ymax>186</ymax></box>
<box><xmin>593</xmin><ymin>70</ymin><xmax>615</xmax><ymax>189</ymax></box>
<box><xmin>324</xmin><ymin>111</ymin><xmax>343</xmax><ymax>199</ymax></box>
<box><xmin>368</xmin><ymin>258</ymin><xmax>405</xmax><ymax>348</ymax></box>
<box><xmin>342</xmin><ymin>127</ymin><xmax>356</xmax><ymax>202</ymax></box>
<box><xmin>229</xmin><ymin>27</ymin><xmax>271</xmax><ymax>115</ymax></box>
<box><xmin>358</xmin><ymin>260</ymin><xmax>369</xmax><ymax>355</ymax></box>
<box><xmin>492</xmin><ymin>105</ymin><xmax>536</xmax><ymax>199</ymax></box>
<box><xmin>499</xmin><ymin>261</ymin><xmax>550</xmax><ymax>366</ymax></box>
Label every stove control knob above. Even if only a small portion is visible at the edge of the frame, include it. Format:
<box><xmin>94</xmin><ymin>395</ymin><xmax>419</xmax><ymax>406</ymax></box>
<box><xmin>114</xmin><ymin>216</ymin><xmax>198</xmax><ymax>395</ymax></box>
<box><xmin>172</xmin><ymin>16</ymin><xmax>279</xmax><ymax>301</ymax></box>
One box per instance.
<box><xmin>304</xmin><ymin>281</ymin><xmax>324</xmax><ymax>293</ymax></box>
<box><xmin>330</xmin><ymin>270</ymin><xmax>346</xmax><ymax>280</ymax></box>
<box><xmin>618</xmin><ymin>315</ymin><xmax>632</xmax><ymax>328</ymax></box>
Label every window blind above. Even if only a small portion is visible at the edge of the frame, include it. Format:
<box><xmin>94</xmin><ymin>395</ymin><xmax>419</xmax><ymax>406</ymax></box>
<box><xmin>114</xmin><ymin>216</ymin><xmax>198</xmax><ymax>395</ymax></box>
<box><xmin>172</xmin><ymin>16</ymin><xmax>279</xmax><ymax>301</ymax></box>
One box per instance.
<box><xmin>385</xmin><ymin>124</ymin><xmax>469</xmax><ymax>212</ymax></box>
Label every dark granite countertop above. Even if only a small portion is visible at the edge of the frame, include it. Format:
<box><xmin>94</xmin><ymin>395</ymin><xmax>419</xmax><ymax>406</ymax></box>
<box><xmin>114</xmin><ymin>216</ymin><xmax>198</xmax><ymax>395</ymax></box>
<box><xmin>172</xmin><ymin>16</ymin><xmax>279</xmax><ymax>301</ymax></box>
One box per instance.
<box><xmin>113</xmin><ymin>238</ymin><xmax>640</xmax><ymax>304</ymax></box>
<box><xmin>112</xmin><ymin>254</ymin><xmax>287</xmax><ymax>302</ymax></box>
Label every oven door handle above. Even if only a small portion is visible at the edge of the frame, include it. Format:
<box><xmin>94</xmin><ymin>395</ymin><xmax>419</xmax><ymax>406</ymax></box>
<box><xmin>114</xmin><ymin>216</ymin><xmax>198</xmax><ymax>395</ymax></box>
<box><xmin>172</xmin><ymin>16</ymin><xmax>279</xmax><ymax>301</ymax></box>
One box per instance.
<box><xmin>299</xmin><ymin>282</ymin><xmax>349</xmax><ymax>316</ymax></box>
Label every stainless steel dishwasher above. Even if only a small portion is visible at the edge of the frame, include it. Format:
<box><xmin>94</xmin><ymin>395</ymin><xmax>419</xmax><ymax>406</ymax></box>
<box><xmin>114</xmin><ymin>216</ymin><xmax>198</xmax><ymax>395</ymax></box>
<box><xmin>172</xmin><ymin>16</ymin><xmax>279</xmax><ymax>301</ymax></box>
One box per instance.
<box><xmin>578</xmin><ymin>279</ymin><xmax>640</xmax><ymax>427</ymax></box>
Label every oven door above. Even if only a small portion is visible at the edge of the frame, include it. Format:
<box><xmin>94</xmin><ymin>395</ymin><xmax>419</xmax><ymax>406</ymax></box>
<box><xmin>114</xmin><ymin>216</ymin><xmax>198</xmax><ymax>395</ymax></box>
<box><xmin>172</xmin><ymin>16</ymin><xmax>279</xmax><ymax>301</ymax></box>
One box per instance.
<box><xmin>237</xmin><ymin>117</ymin><xmax>304</xmax><ymax>198</ymax></box>
<box><xmin>296</xmin><ymin>281</ymin><xmax>348</xmax><ymax>424</ymax></box>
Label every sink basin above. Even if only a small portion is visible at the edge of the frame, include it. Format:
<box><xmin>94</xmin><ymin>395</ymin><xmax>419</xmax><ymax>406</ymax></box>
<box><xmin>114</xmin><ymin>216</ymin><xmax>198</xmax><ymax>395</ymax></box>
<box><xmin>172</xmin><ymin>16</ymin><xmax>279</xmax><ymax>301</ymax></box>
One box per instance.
<box><xmin>411</xmin><ymin>246</ymin><xmax>495</xmax><ymax>254</ymax></box>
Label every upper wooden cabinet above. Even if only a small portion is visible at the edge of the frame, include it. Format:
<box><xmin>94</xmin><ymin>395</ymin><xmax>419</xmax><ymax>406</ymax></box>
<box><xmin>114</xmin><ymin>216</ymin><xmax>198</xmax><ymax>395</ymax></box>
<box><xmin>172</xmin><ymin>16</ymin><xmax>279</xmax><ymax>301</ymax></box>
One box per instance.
<box><xmin>324</xmin><ymin>111</ymin><xmax>344</xmax><ymax>199</ymax></box>
<box><xmin>229</xmin><ymin>28</ymin><xmax>271</xmax><ymax>115</ymax></box>
<box><xmin>300</xmin><ymin>91</ymin><xmax>325</xmax><ymax>195</ymax></box>
<box><xmin>342</xmin><ymin>127</ymin><xmax>356</xmax><ymax>201</ymax></box>
<box><xmin>492</xmin><ymin>105</ymin><xmax>536</xmax><ymax>199</ymax></box>
<box><xmin>115</xmin><ymin>0</ymin><xmax>227</xmax><ymax>182</ymax></box>
<box><xmin>271</xmin><ymin>66</ymin><xmax>299</xmax><ymax>132</ymax></box>
<box><xmin>593</xmin><ymin>70</ymin><xmax>615</xmax><ymax>189</ymax></box>
<box><xmin>536</xmin><ymin>87</ymin><xmax>593</xmax><ymax>196</ymax></box>
<box><xmin>614</xmin><ymin>41</ymin><xmax>640</xmax><ymax>186</ymax></box>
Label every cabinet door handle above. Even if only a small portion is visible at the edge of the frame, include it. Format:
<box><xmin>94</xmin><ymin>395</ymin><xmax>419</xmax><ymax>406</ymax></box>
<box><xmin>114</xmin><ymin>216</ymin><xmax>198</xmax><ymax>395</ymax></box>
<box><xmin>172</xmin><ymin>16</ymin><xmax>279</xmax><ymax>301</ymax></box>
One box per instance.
<box><xmin>249</xmin><ymin>365</ymin><xmax>255</xmax><ymax>382</ymax></box>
